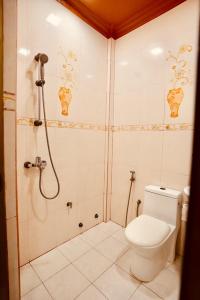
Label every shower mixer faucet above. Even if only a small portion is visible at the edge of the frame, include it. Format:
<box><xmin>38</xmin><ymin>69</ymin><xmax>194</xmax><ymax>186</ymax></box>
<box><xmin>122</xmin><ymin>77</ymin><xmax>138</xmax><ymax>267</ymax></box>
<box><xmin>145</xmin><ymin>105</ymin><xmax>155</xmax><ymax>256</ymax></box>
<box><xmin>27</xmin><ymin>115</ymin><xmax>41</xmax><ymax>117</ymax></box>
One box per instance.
<box><xmin>24</xmin><ymin>157</ymin><xmax>47</xmax><ymax>170</ymax></box>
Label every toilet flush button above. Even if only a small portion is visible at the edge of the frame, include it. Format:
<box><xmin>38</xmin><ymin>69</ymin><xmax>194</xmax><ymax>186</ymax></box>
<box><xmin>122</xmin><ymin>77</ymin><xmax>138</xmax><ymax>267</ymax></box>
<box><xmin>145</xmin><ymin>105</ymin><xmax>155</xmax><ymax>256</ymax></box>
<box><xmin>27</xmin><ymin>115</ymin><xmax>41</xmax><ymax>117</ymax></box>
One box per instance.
<box><xmin>160</xmin><ymin>187</ymin><xmax>166</xmax><ymax>190</ymax></box>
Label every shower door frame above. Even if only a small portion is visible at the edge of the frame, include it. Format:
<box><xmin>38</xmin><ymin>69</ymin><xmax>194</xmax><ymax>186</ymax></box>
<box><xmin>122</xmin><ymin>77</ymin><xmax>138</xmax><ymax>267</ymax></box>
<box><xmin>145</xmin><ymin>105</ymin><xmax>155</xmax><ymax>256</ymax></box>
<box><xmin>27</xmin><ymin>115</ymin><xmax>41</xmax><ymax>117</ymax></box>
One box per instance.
<box><xmin>0</xmin><ymin>0</ymin><xmax>10</xmax><ymax>298</ymax></box>
<box><xmin>180</xmin><ymin>24</ymin><xmax>200</xmax><ymax>299</ymax></box>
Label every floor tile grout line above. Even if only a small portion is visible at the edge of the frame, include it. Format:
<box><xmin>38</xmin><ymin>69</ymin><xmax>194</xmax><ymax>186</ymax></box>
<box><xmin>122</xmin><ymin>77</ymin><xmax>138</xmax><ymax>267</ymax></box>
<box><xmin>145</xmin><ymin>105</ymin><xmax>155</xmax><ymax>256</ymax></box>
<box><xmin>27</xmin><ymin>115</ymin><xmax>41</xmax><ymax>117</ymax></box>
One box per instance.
<box><xmin>142</xmin><ymin>282</ymin><xmax>166</xmax><ymax>299</ymax></box>
<box><xmin>42</xmin><ymin>263</ymin><xmax>74</xmax><ymax>284</ymax></box>
<box><xmin>127</xmin><ymin>284</ymin><xmax>141</xmax><ymax>300</ymax></box>
<box><xmin>93</xmin><ymin>242</ymin><xmax>129</xmax><ymax>263</ymax></box>
<box><xmin>21</xmin><ymin>281</ymin><xmax>42</xmax><ymax>298</ymax></box>
<box><xmin>30</xmin><ymin>255</ymin><xmax>71</xmax><ymax>283</ymax></box>
<box><xmin>90</xmin><ymin>283</ymin><xmax>110</xmax><ymax>300</ymax></box>
<box><xmin>20</xmin><ymin>263</ymin><xmax>43</xmax><ymax>297</ymax></box>
<box><xmin>56</xmin><ymin>242</ymin><xmax>92</xmax><ymax>264</ymax></box>
<box><xmin>42</xmin><ymin>282</ymin><xmax>54</xmax><ymax>300</ymax></box>
<box><xmin>73</xmin><ymin>282</ymin><xmax>109</xmax><ymax>300</ymax></box>
<box><xmin>141</xmin><ymin>283</ymin><xmax>164</xmax><ymax>299</ymax></box>
<box><xmin>72</xmin><ymin>254</ymin><xmax>114</xmax><ymax>284</ymax></box>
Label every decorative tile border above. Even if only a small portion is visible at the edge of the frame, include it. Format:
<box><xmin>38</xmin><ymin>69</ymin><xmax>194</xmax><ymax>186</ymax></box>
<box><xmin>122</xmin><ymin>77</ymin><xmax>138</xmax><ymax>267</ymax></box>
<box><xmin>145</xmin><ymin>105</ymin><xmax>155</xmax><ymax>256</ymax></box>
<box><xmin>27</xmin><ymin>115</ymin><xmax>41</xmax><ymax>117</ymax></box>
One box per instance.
<box><xmin>17</xmin><ymin>117</ymin><xmax>193</xmax><ymax>132</ymax></box>
<box><xmin>17</xmin><ymin>117</ymin><xmax>107</xmax><ymax>131</ymax></box>
<box><xmin>3</xmin><ymin>91</ymin><xmax>16</xmax><ymax>111</ymax></box>
<box><xmin>112</xmin><ymin>123</ymin><xmax>193</xmax><ymax>132</ymax></box>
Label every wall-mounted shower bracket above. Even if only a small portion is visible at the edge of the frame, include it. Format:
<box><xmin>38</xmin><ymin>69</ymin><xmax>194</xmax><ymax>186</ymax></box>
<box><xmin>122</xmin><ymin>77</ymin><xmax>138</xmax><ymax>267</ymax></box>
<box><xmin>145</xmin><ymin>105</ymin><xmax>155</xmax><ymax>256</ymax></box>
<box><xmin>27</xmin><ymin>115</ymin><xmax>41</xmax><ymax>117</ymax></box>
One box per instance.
<box><xmin>24</xmin><ymin>157</ymin><xmax>47</xmax><ymax>170</ymax></box>
<box><xmin>35</xmin><ymin>79</ymin><xmax>45</xmax><ymax>87</ymax></box>
<box><xmin>34</xmin><ymin>120</ymin><xmax>43</xmax><ymax>126</ymax></box>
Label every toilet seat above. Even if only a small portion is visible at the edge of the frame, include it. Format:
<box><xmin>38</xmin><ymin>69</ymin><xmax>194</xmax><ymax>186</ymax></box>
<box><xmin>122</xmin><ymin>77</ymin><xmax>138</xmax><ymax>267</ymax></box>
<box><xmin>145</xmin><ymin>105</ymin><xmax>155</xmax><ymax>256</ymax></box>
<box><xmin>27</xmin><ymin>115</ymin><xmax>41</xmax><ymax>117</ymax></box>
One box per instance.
<box><xmin>125</xmin><ymin>214</ymin><xmax>170</xmax><ymax>247</ymax></box>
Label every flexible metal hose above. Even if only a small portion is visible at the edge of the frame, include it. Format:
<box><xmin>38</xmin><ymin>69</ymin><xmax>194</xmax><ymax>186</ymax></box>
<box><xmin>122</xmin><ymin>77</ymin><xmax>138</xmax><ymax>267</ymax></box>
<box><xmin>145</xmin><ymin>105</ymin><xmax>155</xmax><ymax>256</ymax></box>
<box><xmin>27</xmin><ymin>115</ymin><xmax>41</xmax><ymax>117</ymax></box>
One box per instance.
<box><xmin>125</xmin><ymin>171</ymin><xmax>135</xmax><ymax>227</ymax></box>
<box><xmin>38</xmin><ymin>85</ymin><xmax>60</xmax><ymax>199</ymax></box>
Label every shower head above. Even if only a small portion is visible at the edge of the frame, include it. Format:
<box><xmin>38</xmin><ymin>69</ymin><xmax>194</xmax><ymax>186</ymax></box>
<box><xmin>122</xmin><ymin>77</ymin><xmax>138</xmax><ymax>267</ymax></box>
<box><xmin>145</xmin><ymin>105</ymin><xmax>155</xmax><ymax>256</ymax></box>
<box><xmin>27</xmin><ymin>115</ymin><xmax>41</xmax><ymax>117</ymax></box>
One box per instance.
<box><xmin>35</xmin><ymin>53</ymin><xmax>48</xmax><ymax>65</ymax></box>
<box><xmin>35</xmin><ymin>53</ymin><xmax>48</xmax><ymax>85</ymax></box>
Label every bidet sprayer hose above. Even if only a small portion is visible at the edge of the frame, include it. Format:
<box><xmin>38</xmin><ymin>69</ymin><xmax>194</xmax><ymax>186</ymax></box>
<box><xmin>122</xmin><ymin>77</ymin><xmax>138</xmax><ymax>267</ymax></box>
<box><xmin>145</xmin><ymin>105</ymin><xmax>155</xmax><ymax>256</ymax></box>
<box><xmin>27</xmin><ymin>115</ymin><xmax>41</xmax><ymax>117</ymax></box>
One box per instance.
<box><xmin>39</xmin><ymin>85</ymin><xmax>60</xmax><ymax>199</ymax></box>
<box><xmin>125</xmin><ymin>170</ymin><xmax>136</xmax><ymax>227</ymax></box>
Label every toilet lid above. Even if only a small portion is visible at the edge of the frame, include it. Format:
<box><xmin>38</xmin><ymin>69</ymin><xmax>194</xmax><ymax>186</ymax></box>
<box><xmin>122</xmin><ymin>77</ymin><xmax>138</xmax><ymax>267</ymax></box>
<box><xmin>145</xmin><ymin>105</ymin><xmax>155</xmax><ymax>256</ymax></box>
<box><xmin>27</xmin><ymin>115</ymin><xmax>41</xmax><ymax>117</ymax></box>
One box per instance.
<box><xmin>125</xmin><ymin>214</ymin><xmax>170</xmax><ymax>247</ymax></box>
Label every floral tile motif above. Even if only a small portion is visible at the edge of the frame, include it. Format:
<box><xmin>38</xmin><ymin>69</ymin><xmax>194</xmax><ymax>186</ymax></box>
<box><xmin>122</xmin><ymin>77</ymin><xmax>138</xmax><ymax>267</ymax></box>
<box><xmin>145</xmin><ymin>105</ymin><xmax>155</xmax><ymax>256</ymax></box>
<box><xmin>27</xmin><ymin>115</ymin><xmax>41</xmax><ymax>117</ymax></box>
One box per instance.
<box><xmin>58</xmin><ymin>49</ymin><xmax>78</xmax><ymax>117</ymax></box>
<box><xmin>166</xmin><ymin>44</ymin><xmax>193</xmax><ymax>118</ymax></box>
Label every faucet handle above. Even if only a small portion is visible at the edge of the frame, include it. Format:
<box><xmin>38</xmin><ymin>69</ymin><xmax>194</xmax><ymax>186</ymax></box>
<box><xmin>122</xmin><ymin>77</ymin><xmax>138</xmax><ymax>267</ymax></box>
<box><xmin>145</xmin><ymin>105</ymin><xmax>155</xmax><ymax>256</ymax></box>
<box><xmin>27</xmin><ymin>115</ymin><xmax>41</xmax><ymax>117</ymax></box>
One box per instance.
<box><xmin>41</xmin><ymin>160</ymin><xmax>47</xmax><ymax>169</ymax></box>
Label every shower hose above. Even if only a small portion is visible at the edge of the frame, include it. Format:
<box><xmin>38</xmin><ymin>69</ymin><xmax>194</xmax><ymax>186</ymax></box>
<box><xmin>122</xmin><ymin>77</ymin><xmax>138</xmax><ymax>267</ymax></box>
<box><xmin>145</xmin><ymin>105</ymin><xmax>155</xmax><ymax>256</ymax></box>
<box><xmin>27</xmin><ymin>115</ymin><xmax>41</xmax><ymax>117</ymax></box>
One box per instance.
<box><xmin>38</xmin><ymin>85</ymin><xmax>60</xmax><ymax>200</ymax></box>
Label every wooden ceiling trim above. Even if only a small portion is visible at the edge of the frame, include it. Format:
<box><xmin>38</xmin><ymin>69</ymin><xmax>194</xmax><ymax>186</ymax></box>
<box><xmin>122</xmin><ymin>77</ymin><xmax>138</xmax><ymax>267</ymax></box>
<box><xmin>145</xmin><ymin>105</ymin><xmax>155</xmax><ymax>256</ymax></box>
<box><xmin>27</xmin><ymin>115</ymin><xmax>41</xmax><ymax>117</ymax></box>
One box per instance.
<box><xmin>113</xmin><ymin>0</ymin><xmax>185</xmax><ymax>39</ymax></box>
<box><xmin>57</xmin><ymin>0</ymin><xmax>112</xmax><ymax>38</ymax></box>
<box><xmin>57</xmin><ymin>0</ymin><xmax>185</xmax><ymax>39</ymax></box>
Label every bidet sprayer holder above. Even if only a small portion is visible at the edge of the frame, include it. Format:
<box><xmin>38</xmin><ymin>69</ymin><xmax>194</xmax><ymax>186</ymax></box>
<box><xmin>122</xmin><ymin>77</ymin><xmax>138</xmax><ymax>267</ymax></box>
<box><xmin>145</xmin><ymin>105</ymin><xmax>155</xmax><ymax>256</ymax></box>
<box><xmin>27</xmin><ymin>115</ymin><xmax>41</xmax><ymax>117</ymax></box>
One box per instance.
<box><xmin>24</xmin><ymin>156</ymin><xmax>47</xmax><ymax>170</ymax></box>
<box><xmin>130</xmin><ymin>170</ymin><xmax>136</xmax><ymax>182</ymax></box>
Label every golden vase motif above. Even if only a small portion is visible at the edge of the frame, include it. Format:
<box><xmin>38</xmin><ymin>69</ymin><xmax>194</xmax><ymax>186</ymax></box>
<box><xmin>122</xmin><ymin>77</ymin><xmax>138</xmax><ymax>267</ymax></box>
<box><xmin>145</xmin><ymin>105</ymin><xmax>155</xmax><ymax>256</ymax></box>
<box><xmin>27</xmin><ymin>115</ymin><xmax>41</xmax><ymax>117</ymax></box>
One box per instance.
<box><xmin>58</xmin><ymin>87</ymin><xmax>72</xmax><ymax>116</ymax></box>
<box><xmin>167</xmin><ymin>88</ymin><xmax>184</xmax><ymax>118</ymax></box>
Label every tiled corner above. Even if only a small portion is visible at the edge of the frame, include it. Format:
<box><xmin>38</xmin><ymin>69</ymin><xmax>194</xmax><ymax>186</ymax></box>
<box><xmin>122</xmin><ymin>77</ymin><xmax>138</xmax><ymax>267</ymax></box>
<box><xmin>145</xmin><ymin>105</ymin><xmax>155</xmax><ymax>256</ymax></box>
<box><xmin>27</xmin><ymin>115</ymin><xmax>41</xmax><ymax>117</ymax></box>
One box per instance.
<box><xmin>94</xmin><ymin>265</ymin><xmax>140</xmax><ymax>300</ymax></box>
<box><xmin>20</xmin><ymin>264</ymin><xmax>41</xmax><ymax>296</ymax></box>
<box><xmin>57</xmin><ymin>235</ymin><xmax>91</xmax><ymax>262</ymax></box>
<box><xmin>76</xmin><ymin>285</ymin><xmax>107</xmax><ymax>300</ymax></box>
<box><xmin>30</xmin><ymin>248</ymin><xmax>70</xmax><ymax>281</ymax></box>
<box><xmin>144</xmin><ymin>268</ymin><xmax>180</xmax><ymax>300</ymax></box>
<box><xmin>73</xmin><ymin>248</ymin><xmax>113</xmax><ymax>282</ymax></box>
<box><xmin>21</xmin><ymin>284</ymin><xmax>52</xmax><ymax>300</ymax></box>
<box><xmin>96</xmin><ymin>221</ymin><xmax>122</xmax><ymax>235</ymax></box>
<box><xmin>95</xmin><ymin>236</ymin><xmax>129</xmax><ymax>262</ymax></box>
<box><xmin>44</xmin><ymin>264</ymin><xmax>90</xmax><ymax>300</ymax></box>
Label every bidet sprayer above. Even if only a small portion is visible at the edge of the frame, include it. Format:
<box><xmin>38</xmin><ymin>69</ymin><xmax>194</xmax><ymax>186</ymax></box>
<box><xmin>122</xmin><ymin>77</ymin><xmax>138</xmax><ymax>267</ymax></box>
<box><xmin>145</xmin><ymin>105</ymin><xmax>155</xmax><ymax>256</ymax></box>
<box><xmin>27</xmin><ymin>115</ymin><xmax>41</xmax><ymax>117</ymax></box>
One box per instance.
<box><xmin>130</xmin><ymin>170</ymin><xmax>136</xmax><ymax>182</ymax></box>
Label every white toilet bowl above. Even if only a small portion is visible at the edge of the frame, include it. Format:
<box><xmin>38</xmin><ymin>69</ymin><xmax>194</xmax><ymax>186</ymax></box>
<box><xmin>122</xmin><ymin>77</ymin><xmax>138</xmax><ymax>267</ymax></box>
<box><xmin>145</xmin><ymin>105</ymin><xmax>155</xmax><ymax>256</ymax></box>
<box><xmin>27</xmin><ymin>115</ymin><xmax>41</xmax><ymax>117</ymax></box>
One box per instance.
<box><xmin>125</xmin><ymin>214</ymin><xmax>176</xmax><ymax>282</ymax></box>
<box><xmin>124</xmin><ymin>185</ymin><xmax>182</xmax><ymax>282</ymax></box>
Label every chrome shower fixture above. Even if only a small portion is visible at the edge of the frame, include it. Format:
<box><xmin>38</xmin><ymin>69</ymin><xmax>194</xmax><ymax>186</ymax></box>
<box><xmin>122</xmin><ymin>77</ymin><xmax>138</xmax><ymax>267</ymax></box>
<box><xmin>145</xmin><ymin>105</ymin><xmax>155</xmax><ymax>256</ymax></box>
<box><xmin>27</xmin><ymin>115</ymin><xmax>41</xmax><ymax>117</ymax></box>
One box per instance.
<box><xmin>24</xmin><ymin>53</ymin><xmax>60</xmax><ymax>200</ymax></box>
<box><xmin>24</xmin><ymin>157</ymin><xmax>47</xmax><ymax>170</ymax></box>
<box><xmin>35</xmin><ymin>53</ymin><xmax>48</xmax><ymax>86</ymax></box>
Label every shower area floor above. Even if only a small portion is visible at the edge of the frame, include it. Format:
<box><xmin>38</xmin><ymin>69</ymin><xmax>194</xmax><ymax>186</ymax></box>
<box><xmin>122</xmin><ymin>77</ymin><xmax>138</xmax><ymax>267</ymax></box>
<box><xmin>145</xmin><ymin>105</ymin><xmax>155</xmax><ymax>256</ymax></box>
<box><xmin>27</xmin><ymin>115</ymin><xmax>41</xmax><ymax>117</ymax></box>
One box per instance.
<box><xmin>20</xmin><ymin>221</ymin><xmax>181</xmax><ymax>300</ymax></box>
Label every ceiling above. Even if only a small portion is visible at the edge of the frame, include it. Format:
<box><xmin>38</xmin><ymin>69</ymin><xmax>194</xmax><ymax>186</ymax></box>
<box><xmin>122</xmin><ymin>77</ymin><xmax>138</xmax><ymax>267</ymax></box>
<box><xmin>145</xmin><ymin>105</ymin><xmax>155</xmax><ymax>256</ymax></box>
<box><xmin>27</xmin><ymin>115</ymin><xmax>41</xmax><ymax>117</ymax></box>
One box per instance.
<box><xmin>58</xmin><ymin>0</ymin><xmax>185</xmax><ymax>39</ymax></box>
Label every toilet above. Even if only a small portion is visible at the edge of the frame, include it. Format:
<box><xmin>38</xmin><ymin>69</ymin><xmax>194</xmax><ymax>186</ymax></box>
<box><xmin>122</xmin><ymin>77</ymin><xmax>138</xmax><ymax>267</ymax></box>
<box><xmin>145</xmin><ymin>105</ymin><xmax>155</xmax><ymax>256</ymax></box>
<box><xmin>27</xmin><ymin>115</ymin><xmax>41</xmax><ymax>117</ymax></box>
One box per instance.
<box><xmin>125</xmin><ymin>185</ymin><xmax>182</xmax><ymax>282</ymax></box>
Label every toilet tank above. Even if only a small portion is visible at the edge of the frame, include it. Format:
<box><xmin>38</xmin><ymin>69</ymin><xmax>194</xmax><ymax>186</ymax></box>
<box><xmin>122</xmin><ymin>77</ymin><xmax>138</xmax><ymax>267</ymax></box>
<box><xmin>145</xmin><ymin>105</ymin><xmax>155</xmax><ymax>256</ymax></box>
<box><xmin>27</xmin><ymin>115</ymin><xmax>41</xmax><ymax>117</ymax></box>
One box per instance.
<box><xmin>143</xmin><ymin>185</ymin><xmax>182</xmax><ymax>226</ymax></box>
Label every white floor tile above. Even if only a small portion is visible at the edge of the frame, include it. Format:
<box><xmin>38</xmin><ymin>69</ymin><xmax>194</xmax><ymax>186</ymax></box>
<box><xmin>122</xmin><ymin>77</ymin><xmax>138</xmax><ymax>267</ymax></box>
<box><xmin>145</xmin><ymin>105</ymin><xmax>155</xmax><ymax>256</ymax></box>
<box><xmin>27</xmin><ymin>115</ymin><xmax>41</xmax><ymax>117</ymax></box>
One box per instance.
<box><xmin>94</xmin><ymin>265</ymin><xmax>140</xmax><ymax>300</ymax></box>
<box><xmin>73</xmin><ymin>248</ymin><xmax>113</xmax><ymax>282</ymax></box>
<box><xmin>130</xmin><ymin>285</ymin><xmax>162</xmax><ymax>299</ymax></box>
<box><xmin>20</xmin><ymin>264</ymin><xmax>41</xmax><ymax>296</ymax></box>
<box><xmin>44</xmin><ymin>264</ymin><xmax>90</xmax><ymax>300</ymax></box>
<box><xmin>95</xmin><ymin>236</ymin><xmax>129</xmax><ymax>262</ymax></box>
<box><xmin>97</xmin><ymin>221</ymin><xmax>122</xmax><ymax>235</ymax></box>
<box><xmin>21</xmin><ymin>284</ymin><xmax>52</xmax><ymax>300</ymax></box>
<box><xmin>116</xmin><ymin>248</ymin><xmax>134</xmax><ymax>274</ymax></box>
<box><xmin>30</xmin><ymin>248</ymin><xmax>70</xmax><ymax>281</ymax></box>
<box><xmin>57</xmin><ymin>235</ymin><xmax>91</xmax><ymax>262</ymax></box>
<box><xmin>144</xmin><ymin>268</ymin><xmax>180</xmax><ymax>300</ymax></box>
<box><xmin>76</xmin><ymin>285</ymin><xmax>107</xmax><ymax>300</ymax></box>
<box><xmin>80</xmin><ymin>226</ymin><xmax>110</xmax><ymax>246</ymax></box>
